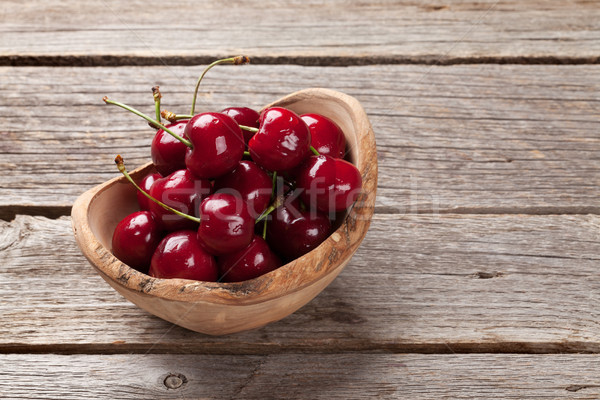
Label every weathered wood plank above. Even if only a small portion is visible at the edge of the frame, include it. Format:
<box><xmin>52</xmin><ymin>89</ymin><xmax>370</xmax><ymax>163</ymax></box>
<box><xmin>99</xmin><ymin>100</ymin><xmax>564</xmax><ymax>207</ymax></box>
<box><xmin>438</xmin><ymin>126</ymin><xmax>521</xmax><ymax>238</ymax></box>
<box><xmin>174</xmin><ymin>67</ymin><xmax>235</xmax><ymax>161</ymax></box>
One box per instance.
<box><xmin>1</xmin><ymin>0</ymin><xmax>599</xmax><ymax>64</ymax></box>
<box><xmin>1</xmin><ymin>214</ymin><xmax>598</xmax><ymax>352</ymax></box>
<box><xmin>1</xmin><ymin>354</ymin><xmax>599</xmax><ymax>399</ymax></box>
<box><xmin>1</xmin><ymin>65</ymin><xmax>599</xmax><ymax>214</ymax></box>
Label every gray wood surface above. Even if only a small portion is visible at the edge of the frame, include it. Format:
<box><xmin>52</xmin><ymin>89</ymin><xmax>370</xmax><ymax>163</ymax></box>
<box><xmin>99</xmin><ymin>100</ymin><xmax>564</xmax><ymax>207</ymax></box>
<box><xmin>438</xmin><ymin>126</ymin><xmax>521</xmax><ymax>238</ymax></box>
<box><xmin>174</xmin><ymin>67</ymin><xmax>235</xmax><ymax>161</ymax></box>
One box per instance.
<box><xmin>1</xmin><ymin>353</ymin><xmax>599</xmax><ymax>399</ymax></box>
<box><xmin>2</xmin><ymin>214</ymin><xmax>598</xmax><ymax>352</ymax></box>
<box><xmin>2</xmin><ymin>1</ymin><xmax>599</xmax><ymax>398</ymax></box>
<box><xmin>1</xmin><ymin>64</ymin><xmax>599</xmax><ymax>217</ymax></box>
<box><xmin>1</xmin><ymin>0</ymin><xmax>599</xmax><ymax>64</ymax></box>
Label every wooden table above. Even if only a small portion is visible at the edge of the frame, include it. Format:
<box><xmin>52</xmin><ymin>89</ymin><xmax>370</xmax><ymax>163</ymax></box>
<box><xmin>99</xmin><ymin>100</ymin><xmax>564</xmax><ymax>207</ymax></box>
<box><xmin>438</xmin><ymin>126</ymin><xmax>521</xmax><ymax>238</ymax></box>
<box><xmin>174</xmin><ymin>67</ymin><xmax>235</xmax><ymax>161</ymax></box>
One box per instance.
<box><xmin>1</xmin><ymin>1</ymin><xmax>599</xmax><ymax>398</ymax></box>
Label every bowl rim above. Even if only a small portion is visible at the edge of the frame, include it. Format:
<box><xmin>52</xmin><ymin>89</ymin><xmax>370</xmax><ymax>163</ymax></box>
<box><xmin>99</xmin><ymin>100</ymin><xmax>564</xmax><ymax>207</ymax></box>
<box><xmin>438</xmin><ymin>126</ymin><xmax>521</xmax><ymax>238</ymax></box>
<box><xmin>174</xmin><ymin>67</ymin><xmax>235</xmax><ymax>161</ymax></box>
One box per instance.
<box><xmin>71</xmin><ymin>88</ymin><xmax>377</xmax><ymax>306</ymax></box>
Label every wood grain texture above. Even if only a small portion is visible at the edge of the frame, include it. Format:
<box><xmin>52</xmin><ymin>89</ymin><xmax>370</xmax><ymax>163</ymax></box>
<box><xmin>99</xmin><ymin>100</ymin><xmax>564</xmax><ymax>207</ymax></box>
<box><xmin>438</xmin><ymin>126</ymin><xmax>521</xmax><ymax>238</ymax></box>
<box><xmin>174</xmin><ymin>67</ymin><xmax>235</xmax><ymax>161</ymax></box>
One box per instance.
<box><xmin>1</xmin><ymin>64</ymin><xmax>599</xmax><ymax>215</ymax></box>
<box><xmin>1</xmin><ymin>214</ymin><xmax>598</xmax><ymax>352</ymax></box>
<box><xmin>1</xmin><ymin>353</ymin><xmax>599</xmax><ymax>399</ymax></box>
<box><xmin>1</xmin><ymin>0</ymin><xmax>599</xmax><ymax>64</ymax></box>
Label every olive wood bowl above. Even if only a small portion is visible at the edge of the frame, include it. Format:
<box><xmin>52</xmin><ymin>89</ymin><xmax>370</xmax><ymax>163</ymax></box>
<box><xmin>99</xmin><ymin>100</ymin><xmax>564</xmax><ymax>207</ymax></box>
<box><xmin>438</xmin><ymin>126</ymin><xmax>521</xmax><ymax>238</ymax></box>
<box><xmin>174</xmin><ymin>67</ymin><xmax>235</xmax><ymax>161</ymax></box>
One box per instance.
<box><xmin>71</xmin><ymin>88</ymin><xmax>377</xmax><ymax>335</ymax></box>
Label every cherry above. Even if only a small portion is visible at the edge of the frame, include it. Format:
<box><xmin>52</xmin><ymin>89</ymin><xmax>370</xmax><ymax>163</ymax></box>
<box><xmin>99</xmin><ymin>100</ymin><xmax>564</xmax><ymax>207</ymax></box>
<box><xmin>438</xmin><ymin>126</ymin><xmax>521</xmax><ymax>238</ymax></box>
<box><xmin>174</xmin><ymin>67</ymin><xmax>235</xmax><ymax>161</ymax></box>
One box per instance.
<box><xmin>112</xmin><ymin>211</ymin><xmax>162</xmax><ymax>273</ymax></box>
<box><xmin>213</xmin><ymin>160</ymin><xmax>272</xmax><ymax>218</ymax></box>
<box><xmin>184</xmin><ymin>112</ymin><xmax>245</xmax><ymax>179</ymax></box>
<box><xmin>296</xmin><ymin>155</ymin><xmax>362</xmax><ymax>214</ymax></box>
<box><xmin>218</xmin><ymin>235</ymin><xmax>282</xmax><ymax>282</ymax></box>
<box><xmin>248</xmin><ymin>107</ymin><xmax>311</xmax><ymax>172</ymax></box>
<box><xmin>136</xmin><ymin>172</ymin><xmax>161</xmax><ymax>211</ymax></box>
<box><xmin>117</xmin><ymin>157</ymin><xmax>255</xmax><ymax>257</ymax></box>
<box><xmin>221</xmin><ymin>107</ymin><xmax>260</xmax><ymax>144</ymax></box>
<box><xmin>148</xmin><ymin>169</ymin><xmax>211</xmax><ymax>232</ymax></box>
<box><xmin>266</xmin><ymin>195</ymin><xmax>331</xmax><ymax>260</ymax></box>
<box><xmin>197</xmin><ymin>193</ymin><xmax>255</xmax><ymax>255</ymax></box>
<box><xmin>300</xmin><ymin>113</ymin><xmax>346</xmax><ymax>158</ymax></box>
<box><xmin>151</xmin><ymin>120</ymin><xmax>189</xmax><ymax>176</ymax></box>
<box><xmin>149</xmin><ymin>230</ymin><xmax>218</xmax><ymax>281</ymax></box>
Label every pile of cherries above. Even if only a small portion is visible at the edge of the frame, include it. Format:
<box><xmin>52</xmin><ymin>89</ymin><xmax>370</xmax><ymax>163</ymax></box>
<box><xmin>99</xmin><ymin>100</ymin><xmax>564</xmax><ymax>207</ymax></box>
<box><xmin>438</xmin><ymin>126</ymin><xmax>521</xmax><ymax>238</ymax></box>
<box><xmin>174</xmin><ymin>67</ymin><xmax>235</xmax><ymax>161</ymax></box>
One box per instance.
<box><xmin>108</xmin><ymin>57</ymin><xmax>362</xmax><ymax>283</ymax></box>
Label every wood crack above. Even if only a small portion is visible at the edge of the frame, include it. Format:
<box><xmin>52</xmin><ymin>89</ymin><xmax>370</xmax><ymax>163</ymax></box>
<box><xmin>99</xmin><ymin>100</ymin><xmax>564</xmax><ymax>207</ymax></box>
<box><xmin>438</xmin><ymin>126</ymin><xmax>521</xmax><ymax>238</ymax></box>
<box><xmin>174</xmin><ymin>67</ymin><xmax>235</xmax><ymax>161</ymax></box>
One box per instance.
<box><xmin>230</xmin><ymin>356</ymin><xmax>268</xmax><ymax>400</ymax></box>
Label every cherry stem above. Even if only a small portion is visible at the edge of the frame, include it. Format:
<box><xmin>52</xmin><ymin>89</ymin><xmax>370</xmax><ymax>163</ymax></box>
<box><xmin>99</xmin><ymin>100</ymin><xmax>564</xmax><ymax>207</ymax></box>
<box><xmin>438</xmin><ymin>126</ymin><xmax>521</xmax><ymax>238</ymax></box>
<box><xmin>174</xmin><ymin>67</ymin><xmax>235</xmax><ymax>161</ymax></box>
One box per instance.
<box><xmin>310</xmin><ymin>146</ymin><xmax>320</xmax><ymax>156</ymax></box>
<box><xmin>190</xmin><ymin>55</ymin><xmax>250</xmax><ymax>116</ymax></box>
<box><xmin>261</xmin><ymin>171</ymin><xmax>278</xmax><ymax>239</ymax></box>
<box><xmin>271</xmin><ymin>171</ymin><xmax>277</xmax><ymax>199</ymax></box>
<box><xmin>161</xmin><ymin>110</ymin><xmax>192</xmax><ymax>123</ymax></box>
<box><xmin>103</xmin><ymin>97</ymin><xmax>193</xmax><ymax>148</ymax></box>
<box><xmin>239</xmin><ymin>125</ymin><xmax>258</xmax><ymax>133</ymax></box>
<box><xmin>152</xmin><ymin>86</ymin><xmax>162</xmax><ymax>124</ymax></box>
<box><xmin>255</xmin><ymin>194</ymin><xmax>284</xmax><ymax>224</ymax></box>
<box><xmin>243</xmin><ymin>151</ymin><xmax>251</xmax><ymax>157</ymax></box>
<box><xmin>114</xmin><ymin>155</ymin><xmax>201</xmax><ymax>224</ymax></box>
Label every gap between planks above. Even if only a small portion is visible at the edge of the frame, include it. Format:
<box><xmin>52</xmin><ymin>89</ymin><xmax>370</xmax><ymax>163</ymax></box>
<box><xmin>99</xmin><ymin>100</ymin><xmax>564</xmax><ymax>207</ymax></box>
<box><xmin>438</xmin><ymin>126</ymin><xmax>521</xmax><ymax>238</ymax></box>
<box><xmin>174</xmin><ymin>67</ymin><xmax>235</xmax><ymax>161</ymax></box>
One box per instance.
<box><xmin>1</xmin><ymin>341</ymin><xmax>600</xmax><ymax>356</ymax></box>
<box><xmin>2</xmin><ymin>55</ymin><xmax>600</xmax><ymax>67</ymax></box>
<box><xmin>3</xmin><ymin>205</ymin><xmax>600</xmax><ymax>222</ymax></box>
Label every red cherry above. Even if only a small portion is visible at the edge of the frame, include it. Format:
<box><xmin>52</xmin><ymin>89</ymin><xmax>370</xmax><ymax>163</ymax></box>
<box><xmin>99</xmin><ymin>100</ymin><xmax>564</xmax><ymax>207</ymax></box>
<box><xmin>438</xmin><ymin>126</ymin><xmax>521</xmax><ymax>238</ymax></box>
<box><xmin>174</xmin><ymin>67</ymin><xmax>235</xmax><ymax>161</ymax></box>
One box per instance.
<box><xmin>112</xmin><ymin>211</ymin><xmax>162</xmax><ymax>273</ymax></box>
<box><xmin>266</xmin><ymin>195</ymin><xmax>331</xmax><ymax>260</ymax></box>
<box><xmin>184</xmin><ymin>112</ymin><xmax>245</xmax><ymax>179</ymax></box>
<box><xmin>221</xmin><ymin>107</ymin><xmax>260</xmax><ymax>144</ymax></box>
<box><xmin>148</xmin><ymin>169</ymin><xmax>211</xmax><ymax>232</ymax></box>
<box><xmin>218</xmin><ymin>235</ymin><xmax>282</xmax><ymax>282</ymax></box>
<box><xmin>213</xmin><ymin>160</ymin><xmax>272</xmax><ymax>218</ymax></box>
<box><xmin>296</xmin><ymin>155</ymin><xmax>362</xmax><ymax>214</ymax></box>
<box><xmin>151</xmin><ymin>120</ymin><xmax>189</xmax><ymax>176</ymax></box>
<box><xmin>136</xmin><ymin>172</ymin><xmax>161</xmax><ymax>211</ymax></box>
<box><xmin>300</xmin><ymin>114</ymin><xmax>346</xmax><ymax>158</ymax></box>
<box><xmin>248</xmin><ymin>107</ymin><xmax>311</xmax><ymax>172</ymax></box>
<box><xmin>149</xmin><ymin>230</ymin><xmax>218</xmax><ymax>281</ymax></box>
<box><xmin>197</xmin><ymin>193</ymin><xmax>254</xmax><ymax>255</ymax></box>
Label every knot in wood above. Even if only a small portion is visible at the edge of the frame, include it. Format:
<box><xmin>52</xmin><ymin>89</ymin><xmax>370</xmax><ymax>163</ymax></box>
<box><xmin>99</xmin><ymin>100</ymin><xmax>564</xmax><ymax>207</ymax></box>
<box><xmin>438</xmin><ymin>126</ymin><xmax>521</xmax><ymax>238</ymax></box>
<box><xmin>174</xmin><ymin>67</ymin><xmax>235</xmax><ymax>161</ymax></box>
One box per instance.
<box><xmin>164</xmin><ymin>373</ymin><xmax>187</xmax><ymax>389</ymax></box>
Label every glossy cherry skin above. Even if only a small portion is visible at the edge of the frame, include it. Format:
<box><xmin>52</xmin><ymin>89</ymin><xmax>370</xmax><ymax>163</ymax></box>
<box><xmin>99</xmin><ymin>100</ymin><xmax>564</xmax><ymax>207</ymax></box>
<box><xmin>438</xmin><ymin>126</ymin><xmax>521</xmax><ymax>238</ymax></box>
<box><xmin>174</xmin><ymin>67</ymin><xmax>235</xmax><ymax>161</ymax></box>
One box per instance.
<box><xmin>217</xmin><ymin>235</ymin><xmax>282</xmax><ymax>282</ymax></box>
<box><xmin>296</xmin><ymin>155</ymin><xmax>362</xmax><ymax>214</ymax></box>
<box><xmin>300</xmin><ymin>113</ymin><xmax>346</xmax><ymax>158</ymax></box>
<box><xmin>112</xmin><ymin>211</ymin><xmax>162</xmax><ymax>273</ymax></box>
<box><xmin>149</xmin><ymin>230</ymin><xmax>218</xmax><ymax>281</ymax></box>
<box><xmin>136</xmin><ymin>172</ymin><xmax>161</xmax><ymax>211</ymax></box>
<box><xmin>184</xmin><ymin>112</ymin><xmax>245</xmax><ymax>179</ymax></box>
<box><xmin>248</xmin><ymin>107</ymin><xmax>311</xmax><ymax>172</ymax></box>
<box><xmin>266</xmin><ymin>196</ymin><xmax>331</xmax><ymax>261</ymax></box>
<box><xmin>148</xmin><ymin>169</ymin><xmax>211</xmax><ymax>232</ymax></box>
<box><xmin>221</xmin><ymin>107</ymin><xmax>260</xmax><ymax>144</ymax></box>
<box><xmin>213</xmin><ymin>160</ymin><xmax>272</xmax><ymax>218</ymax></box>
<box><xmin>197</xmin><ymin>193</ymin><xmax>254</xmax><ymax>256</ymax></box>
<box><xmin>151</xmin><ymin>120</ymin><xmax>189</xmax><ymax>176</ymax></box>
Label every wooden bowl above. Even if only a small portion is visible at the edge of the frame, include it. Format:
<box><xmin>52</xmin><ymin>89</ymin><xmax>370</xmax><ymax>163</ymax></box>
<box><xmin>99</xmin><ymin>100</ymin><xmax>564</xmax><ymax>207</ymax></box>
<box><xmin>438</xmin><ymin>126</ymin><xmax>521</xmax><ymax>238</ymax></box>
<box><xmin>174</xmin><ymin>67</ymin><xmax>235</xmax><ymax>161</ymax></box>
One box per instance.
<box><xmin>71</xmin><ymin>88</ymin><xmax>377</xmax><ymax>335</ymax></box>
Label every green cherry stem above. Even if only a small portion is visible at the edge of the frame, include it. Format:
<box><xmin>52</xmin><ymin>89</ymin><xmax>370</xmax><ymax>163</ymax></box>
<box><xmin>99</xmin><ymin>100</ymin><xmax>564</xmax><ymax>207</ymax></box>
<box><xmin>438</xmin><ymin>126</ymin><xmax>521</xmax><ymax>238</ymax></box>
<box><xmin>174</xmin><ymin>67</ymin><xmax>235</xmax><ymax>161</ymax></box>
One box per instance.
<box><xmin>262</xmin><ymin>171</ymin><xmax>278</xmax><ymax>239</ymax></box>
<box><xmin>190</xmin><ymin>55</ymin><xmax>250</xmax><ymax>116</ymax></box>
<box><xmin>103</xmin><ymin>97</ymin><xmax>193</xmax><ymax>148</ymax></box>
<box><xmin>115</xmin><ymin>155</ymin><xmax>200</xmax><ymax>223</ymax></box>
<box><xmin>309</xmin><ymin>146</ymin><xmax>320</xmax><ymax>156</ymax></box>
<box><xmin>239</xmin><ymin>125</ymin><xmax>258</xmax><ymax>133</ymax></box>
<box><xmin>151</xmin><ymin>86</ymin><xmax>162</xmax><ymax>124</ymax></box>
<box><xmin>255</xmin><ymin>194</ymin><xmax>285</xmax><ymax>224</ymax></box>
<box><xmin>271</xmin><ymin>171</ymin><xmax>277</xmax><ymax>199</ymax></box>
